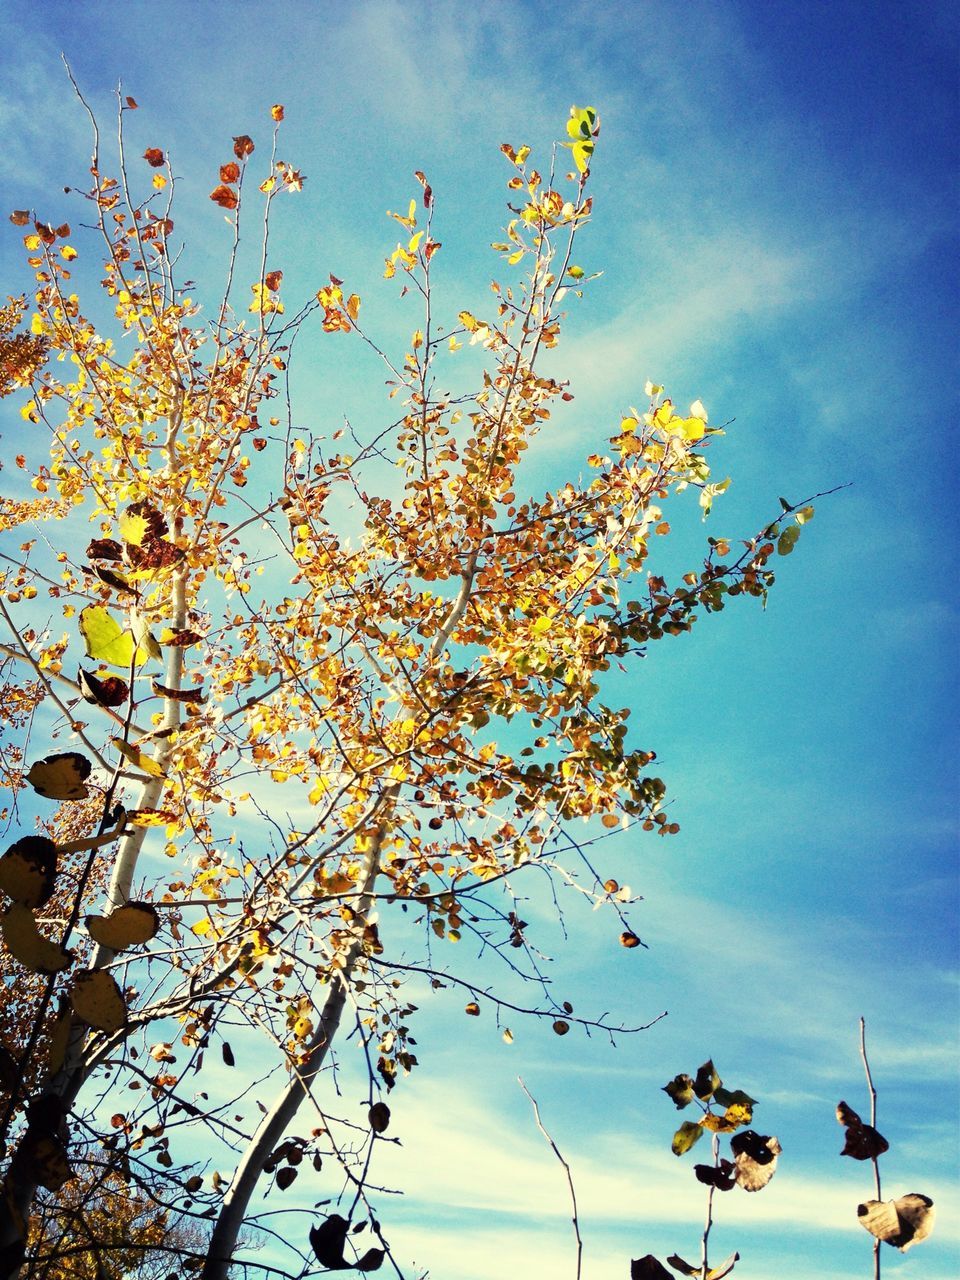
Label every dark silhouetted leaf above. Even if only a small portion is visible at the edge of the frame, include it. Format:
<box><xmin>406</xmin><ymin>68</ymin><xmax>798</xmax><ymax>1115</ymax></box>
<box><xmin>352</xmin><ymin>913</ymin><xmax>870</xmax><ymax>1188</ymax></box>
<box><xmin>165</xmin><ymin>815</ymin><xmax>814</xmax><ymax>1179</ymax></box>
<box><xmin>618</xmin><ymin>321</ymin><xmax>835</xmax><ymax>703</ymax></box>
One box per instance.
<box><xmin>368</xmin><ymin>1102</ymin><xmax>390</xmax><ymax>1133</ymax></box>
<box><xmin>222</xmin><ymin>1042</ymin><xmax>235</xmax><ymax>1067</ymax></box>
<box><xmin>0</xmin><ymin>836</ymin><xmax>58</xmax><ymax>907</ymax></box>
<box><xmin>357</xmin><ymin>1248</ymin><xmax>385</xmax><ymax>1272</ymax></box>
<box><xmin>836</xmin><ymin>1099</ymin><xmax>889</xmax><ymax>1160</ymax></box>
<box><xmin>693</xmin><ymin>1059</ymin><xmax>720</xmax><ymax>1101</ymax></box>
<box><xmin>713</xmin><ymin>1087</ymin><xmax>757</xmax><ymax>1110</ymax></box>
<box><xmin>309</xmin><ymin>1213</ymin><xmax>349</xmax><ymax>1267</ymax></box>
<box><xmin>695</xmin><ymin>1159</ymin><xmax>736</xmax><ymax>1190</ymax></box>
<box><xmin>630</xmin><ymin>1258</ymin><xmax>672</xmax><ymax>1280</ymax></box>
<box><xmin>276</xmin><ymin>1166</ymin><xmax>297</xmax><ymax>1190</ymax></box>
<box><xmin>665</xmin><ymin>1256</ymin><xmax>699</xmax><ymax>1276</ymax></box>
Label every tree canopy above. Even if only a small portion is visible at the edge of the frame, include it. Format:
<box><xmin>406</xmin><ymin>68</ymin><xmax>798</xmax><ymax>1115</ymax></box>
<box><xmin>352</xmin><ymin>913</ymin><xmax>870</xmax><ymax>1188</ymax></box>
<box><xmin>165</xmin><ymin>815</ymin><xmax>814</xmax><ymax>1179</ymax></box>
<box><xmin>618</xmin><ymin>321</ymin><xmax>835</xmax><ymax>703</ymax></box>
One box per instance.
<box><xmin>0</xmin><ymin>94</ymin><xmax>817</xmax><ymax>1279</ymax></box>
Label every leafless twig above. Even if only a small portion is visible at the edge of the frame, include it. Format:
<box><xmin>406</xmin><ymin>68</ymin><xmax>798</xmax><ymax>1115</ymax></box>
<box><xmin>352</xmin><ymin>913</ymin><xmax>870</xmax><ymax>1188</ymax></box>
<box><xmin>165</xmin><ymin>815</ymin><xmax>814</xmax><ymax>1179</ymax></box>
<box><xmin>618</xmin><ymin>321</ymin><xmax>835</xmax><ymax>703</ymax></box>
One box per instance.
<box><xmin>519</xmin><ymin>1078</ymin><xmax>582</xmax><ymax>1280</ymax></box>
<box><xmin>859</xmin><ymin>1017</ymin><xmax>882</xmax><ymax>1280</ymax></box>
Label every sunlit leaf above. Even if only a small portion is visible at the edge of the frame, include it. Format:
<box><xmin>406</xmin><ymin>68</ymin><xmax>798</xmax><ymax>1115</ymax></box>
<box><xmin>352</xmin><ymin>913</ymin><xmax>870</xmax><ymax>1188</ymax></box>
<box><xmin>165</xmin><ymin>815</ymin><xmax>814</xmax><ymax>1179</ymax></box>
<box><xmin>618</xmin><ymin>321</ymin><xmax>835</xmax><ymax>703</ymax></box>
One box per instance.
<box><xmin>112</xmin><ymin>737</ymin><xmax>166</xmax><ymax>778</ymax></box>
<box><xmin>26</xmin><ymin>752</ymin><xmax>92</xmax><ymax>800</ymax></box>
<box><xmin>70</xmin><ymin>970</ymin><xmax>127</xmax><ymax>1033</ymax></box>
<box><xmin>86</xmin><ymin>903</ymin><xmax>160</xmax><ymax>951</ymax></box>
<box><xmin>2</xmin><ymin>903</ymin><xmax>73</xmax><ymax>973</ymax></box>
<box><xmin>730</xmin><ymin>1130</ymin><xmax>781</xmax><ymax>1191</ymax></box>
<box><xmin>210</xmin><ymin>184</ymin><xmax>239</xmax><ymax>210</ymax></box>
<box><xmin>857</xmin><ymin>1193</ymin><xmax>935</xmax><ymax>1251</ymax></box>
<box><xmin>79</xmin><ymin>606</ymin><xmax>141</xmax><ymax>668</ymax></box>
<box><xmin>671</xmin><ymin>1120</ymin><xmax>704</xmax><ymax>1156</ymax></box>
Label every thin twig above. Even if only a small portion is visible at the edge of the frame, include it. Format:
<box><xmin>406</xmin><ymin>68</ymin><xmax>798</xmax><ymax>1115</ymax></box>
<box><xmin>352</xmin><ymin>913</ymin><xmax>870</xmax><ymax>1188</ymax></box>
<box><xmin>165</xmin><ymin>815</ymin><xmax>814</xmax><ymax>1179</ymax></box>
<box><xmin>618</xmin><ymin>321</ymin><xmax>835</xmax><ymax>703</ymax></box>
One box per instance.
<box><xmin>519</xmin><ymin>1078</ymin><xmax>582</xmax><ymax>1280</ymax></box>
<box><xmin>859</xmin><ymin>1016</ymin><xmax>882</xmax><ymax>1280</ymax></box>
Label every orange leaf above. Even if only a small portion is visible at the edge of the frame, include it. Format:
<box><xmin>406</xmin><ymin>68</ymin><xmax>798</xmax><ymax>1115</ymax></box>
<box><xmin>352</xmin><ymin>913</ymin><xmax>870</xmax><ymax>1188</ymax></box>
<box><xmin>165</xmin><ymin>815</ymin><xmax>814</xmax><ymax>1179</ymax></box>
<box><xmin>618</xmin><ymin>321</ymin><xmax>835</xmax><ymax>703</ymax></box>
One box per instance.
<box><xmin>233</xmin><ymin>134</ymin><xmax>255</xmax><ymax>159</ymax></box>
<box><xmin>143</xmin><ymin>148</ymin><xmax>165</xmax><ymax>168</ymax></box>
<box><xmin>125</xmin><ymin>96</ymin><xmax>138</xmax><ymax>109</ymax></box>
<box><xmin>9</xmin><ymin>210</ymin><xmax>30</xmax><ymax>226</ymax></box>
<box><xmin>219</xmin><ymin>162</ymin><xmax>240</xmax><ymax>184</ymax></box>
<box><xmin>264</xmin><ymin>269</ymin><xmax>283</xmax><ymax>291</ymax></box>
<box><xmin>271</xmin><ymin>104</ymin><xmax>285</xmax><ymax>121</ymax></box>
<box><xmin>210</xmin><ymin>185</ymin><xmax>239</xmax><ymax>210</ymax></box>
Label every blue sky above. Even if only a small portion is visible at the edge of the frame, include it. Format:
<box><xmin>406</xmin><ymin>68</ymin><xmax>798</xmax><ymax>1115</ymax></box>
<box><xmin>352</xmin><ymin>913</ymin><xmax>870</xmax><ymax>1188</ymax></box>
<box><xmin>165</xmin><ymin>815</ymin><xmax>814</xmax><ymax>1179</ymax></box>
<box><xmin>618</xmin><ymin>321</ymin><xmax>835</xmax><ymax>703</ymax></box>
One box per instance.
<box><xmin>1</xmin><ymin>2</ymin><xmax>957</xmax><ymax>1278</ymax></box>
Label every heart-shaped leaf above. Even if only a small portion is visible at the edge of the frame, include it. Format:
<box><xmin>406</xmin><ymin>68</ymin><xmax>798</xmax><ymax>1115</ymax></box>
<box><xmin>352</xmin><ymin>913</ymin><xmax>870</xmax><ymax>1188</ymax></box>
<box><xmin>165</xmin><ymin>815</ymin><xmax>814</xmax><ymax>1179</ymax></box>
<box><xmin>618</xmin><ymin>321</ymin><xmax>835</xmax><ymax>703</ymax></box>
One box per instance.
<box><xmin>86</xmin><ymin>903</ymin><xmax>159</xmax><ymax>951</ymax></box>
<box><xmin>858</xmin><ymin>1193</ymin><xmax>935</xmax><ymax>1251</ymax></box>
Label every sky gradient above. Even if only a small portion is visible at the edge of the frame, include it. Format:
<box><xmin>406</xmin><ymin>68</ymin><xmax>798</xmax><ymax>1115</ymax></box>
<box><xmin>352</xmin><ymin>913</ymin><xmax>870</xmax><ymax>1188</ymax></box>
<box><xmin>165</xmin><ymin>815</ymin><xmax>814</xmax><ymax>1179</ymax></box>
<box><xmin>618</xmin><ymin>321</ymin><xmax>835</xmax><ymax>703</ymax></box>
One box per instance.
<box><xmin>1</xmin><ymin>2</ymin><xmax>957</xmax><ymax>1278</ymax></box>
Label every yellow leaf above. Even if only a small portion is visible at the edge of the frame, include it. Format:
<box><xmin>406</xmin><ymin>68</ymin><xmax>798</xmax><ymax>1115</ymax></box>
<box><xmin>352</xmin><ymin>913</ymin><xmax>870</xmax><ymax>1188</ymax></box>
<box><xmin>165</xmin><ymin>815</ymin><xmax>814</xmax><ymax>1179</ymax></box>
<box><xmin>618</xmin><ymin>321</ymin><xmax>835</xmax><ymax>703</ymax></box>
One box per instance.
<box><xmin>112</xmin><ymin>738</ymin><xmax>166</xmax><ymax>778</ymax></box>
<box><xmin>346</xmin><ymin>293</ymin><xmax>361</xmax><ymax>321</ymax></box>
<box><xmin>620</xmin><ymin>416</ymin><xmax>639</xmax><ymax>433</ymax></box>
<box><xmin>26</xmin><ymin>752</ymin><xmax>91</xmax><ymax>801</ymax></box>
<box><xmin>86</xmin><ymin>903</ymin><xmax>159</xmax><ymax>951</ymax></box>
<box><xmin>60</xmin><ymin>245</ymin><xmax>77</xmax><ymax>261</ymax></box>
<box><xmin>70</xmin><ymin>969</ymin><xmax>127</xmax><ymax>1032</ymax></box>
<box><xmin>2</xmin><ymin>904</ymin><xmax>74</xmax><ymax>973</ymax></box>
<box><xmin>152</xmin><ymin>174</ymin><xmax>167</xmax><ymax>190</ymax></box>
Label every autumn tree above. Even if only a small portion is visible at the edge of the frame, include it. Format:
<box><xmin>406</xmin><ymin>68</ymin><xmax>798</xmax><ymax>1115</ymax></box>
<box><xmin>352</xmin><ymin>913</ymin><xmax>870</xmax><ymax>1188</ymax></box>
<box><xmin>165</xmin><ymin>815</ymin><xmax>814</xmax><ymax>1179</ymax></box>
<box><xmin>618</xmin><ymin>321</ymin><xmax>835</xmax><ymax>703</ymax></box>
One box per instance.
<box><xmin>0</xmin><ymin>88</ymin><xmax>815</xmax><ymax>1279</ymax></box>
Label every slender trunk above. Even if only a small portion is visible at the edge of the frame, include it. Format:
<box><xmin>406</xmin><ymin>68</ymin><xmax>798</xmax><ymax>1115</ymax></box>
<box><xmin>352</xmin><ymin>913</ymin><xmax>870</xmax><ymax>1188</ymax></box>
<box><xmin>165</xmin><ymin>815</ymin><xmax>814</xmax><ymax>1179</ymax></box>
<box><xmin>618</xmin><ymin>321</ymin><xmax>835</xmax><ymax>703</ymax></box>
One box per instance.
<box><xmin>0</xmin><ymin>574</ymin><xmax>187</xmax><ymax>1277</ymax></box>
<box><xmin>201</xmin><ymin>794</ymin><xmax>396</xmax><ymax>1280</ymax></box>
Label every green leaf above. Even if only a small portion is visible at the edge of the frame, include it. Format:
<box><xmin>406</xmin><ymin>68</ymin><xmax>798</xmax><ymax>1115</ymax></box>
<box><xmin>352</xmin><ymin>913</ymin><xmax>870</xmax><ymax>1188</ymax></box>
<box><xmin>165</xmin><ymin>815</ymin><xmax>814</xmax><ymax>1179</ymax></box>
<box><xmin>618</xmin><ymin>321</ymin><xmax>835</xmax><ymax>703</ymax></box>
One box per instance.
<box><xmin>79</xmin><ymin>606</ymin><xmax>143</xmax><ymax>668</ymax></box>
<box><xmin>671</xmin><ymin>1120</ymin><xmax>704</xmax><ymax>1156</ymax></box>
<box><xmin>693</xmin><ymin>1059</ymin><xmax>720</xmax><ymax>1101</ymax></box>
<box><xmin>795</xmin><ymin>505</ymin><xmax>815</xmax><ymax>525</ymax></box>
<box><xmin>777</xmin><ymin>524</ymin><xmax>801</xmax><ymax>555</ymax></box>
<box><xmin>662</xmin><ymin>1073</ymin><xmax>695</xmax><ymax>1109</ymax></box>
<box><xmin>713</xmin><ymin>1086</ymin><xmax>757</xmax><ymax>1110</ymax></box>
